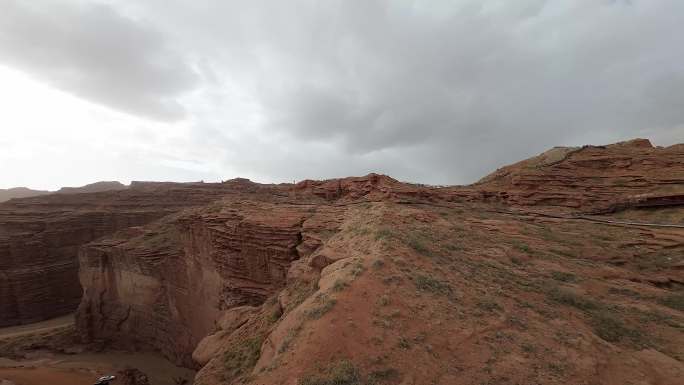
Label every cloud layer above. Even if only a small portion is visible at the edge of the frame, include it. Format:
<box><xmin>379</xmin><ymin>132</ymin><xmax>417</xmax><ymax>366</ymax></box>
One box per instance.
<box><xmin>0</xmin><ymin>0</ymin><xmax>198</xmax><ymax>120</ymax></box>
<box><xmin>1</xmin><ymin>0</ymin><xmax>683</xmax><ymax>188</ymax></box>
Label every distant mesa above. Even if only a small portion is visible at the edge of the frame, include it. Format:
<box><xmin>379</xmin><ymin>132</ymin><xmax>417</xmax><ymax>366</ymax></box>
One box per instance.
<box><xmin>0</xmin><ymin>181</ymin><xmax>128</xmax><ymax>203</ymax></box>
<box><xmin>0</xmin><ymin>186</ymin><xmax>50</xmax><ymax>202</ymax></box>
<box><xmin>55</xmin><ymin>181</ymin><xmax>128</xmax><ymax>194</ymax></box>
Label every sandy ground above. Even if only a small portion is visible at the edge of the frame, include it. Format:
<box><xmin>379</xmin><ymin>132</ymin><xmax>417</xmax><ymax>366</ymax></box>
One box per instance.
<box><xmin>0</xmin><ymin>366</ymin><xmax>94</xmax><ymax>385</ymax></box>
<box><xmin>0</xmin><ymin>315</ymin><xmax>74</xmax><ymax>339</ymax></box>
<box><xmin>0</xmin><ymin>352</ymin><xmax>195</xmax><ymax>385</ymax></box>
<box><xmin>0</xmin><ymin>315</ymin><xmax>195</xmax><ymax>385</ymax></box>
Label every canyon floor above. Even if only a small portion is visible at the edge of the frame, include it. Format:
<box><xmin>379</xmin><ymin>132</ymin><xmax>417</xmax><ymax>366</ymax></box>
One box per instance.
<box><xmin>0</xmin><ymin>315</ymin><xmax>195</xmax><ymax>385</ymax></box>
<box><xmin>1</xmin><ymin>139</ymin><xmax>683</xmax><ymax>385</ymax></box>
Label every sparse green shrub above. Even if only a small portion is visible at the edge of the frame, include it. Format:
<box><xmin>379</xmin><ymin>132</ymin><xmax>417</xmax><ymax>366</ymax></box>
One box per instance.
<box><xmin>286</xmin><ymin>281</ymin><xmax>318</xmax><ymax>312</ymax></box>
<box><xmin>590</xmin><ymin>309</ymin><xmax>643</xmax><ymax>344</ymax></box>
<box><xmin>548</xmin><ymin>287</ymin><xmax>646</xmax><ymax>345</ymax></box>
<box><xmin>377</xmin><ymin>295</ymin><xmax>390</xmax><ymax>306</ymax></box>
<box><xmin>299</xmin><ymin>360</ymin><xmax>361</xmax><ymax>385</ymax></box>
<box><xmin>539</xmin><ymin>227</ymin><xmax>558</xmax><ymax>241</ymax></box>
<box><xmin>269</xmin><ymin>307</ymin><xmax>282</xmax><ymax>323</ymax></box>
<box><xmin>382</xmin><ymin>275</ymin><xmax>402</xmax><ymax>285</ymax></box>
<box><xmin>477</xmin><ymin>300</ymin><xmax>502</xmax><ymax>313</ymax></box>
<box><xmin>608</xmin><ymin>287</ymin><xmax>641</xmax><ymax>298</ymax></box>
<box><xmin>413</xmin><ymin>274</ymin><xmax>451</xmax><ymax>295</ymax></box>
<box><xmin>510</xmin><ymin>256</ymin><xmax>523</xmax><ymax>265</ymax></box>
<box><xmin>306</xmin><ymin>295</ymin><xmax>337</xmax><ymax>319</ymax></box>
<box><xmin>547</xmin><ymin>287</ymin><xmax>598</xmax><ymax>312</ymax></box>
<box><xmin>444</xmin><ymin>242</ymin><xmax>463</xmax><ymax>252</ymax></box>
<box><xmin>550</xmin><ymin>271</ymin><xmax>577</xmax><ymax>283</ymax></box>
<box><xmin>512</xmin><ymin>240</ymin><xmax>531</xmax><ymax>253</ymax></box>
<box><xmin>547</xmin><ymin>362</ymin><xmax>566</xmax><ymax>376</ymax></box>
<box><xmin>659</xmin><ymin>294</ymin><xmax>684</xmax><ymax>311</ymax></box>
<box><xmin>278</xmin><ymin>325</ymin><xmax>303</xmax><ymax>354</ymax></box>
<box><xmin>551</xmin><ymin>248</ymin><xmax>578</xmax><ymax>258</ymax></box>
<box><xmin>222</xmin><ymin>336</ymin><xmax>263</xmax><ymax>377</ymax></box>
<box><xmin>332</xmin><ymin>280</ymin><xmax>348</xmax><ymax>292</ymax></box>
<box><xmin>350</xmin><ymin>226</ymin><xmax>371</xmax><ymax>236</ymax></box>
<box><xmin>374</xmin><ymin>227</ymin><xmax>393</xmax><ymax>241</ymax></box>
<box><xmin>368</xmin><ymin>368</ymin><xmax>399</xmax><ymax>382</ymax></box>
<box><xmin>636</xmin><ymin>254</ymin><xmax>674</xmax><ymax>271</ymax></box>
<box><xmin>521</xmin><ymin>343</ymin><xmax>536</xmax><ymax>353</ymax></box>
<box><xmin>397</xmin><ymin>336</ymin><xmax>411</xmax><ymax>349</ymax></box>
<box><xmin>408</xmin><ymin>235</ymin><xmax>429</xmax><ymax>255</ymax></box>
<box><xmin>351</xmin><ymin>262</ymin><xmax>365</xmax><ymax>277</ymax></box>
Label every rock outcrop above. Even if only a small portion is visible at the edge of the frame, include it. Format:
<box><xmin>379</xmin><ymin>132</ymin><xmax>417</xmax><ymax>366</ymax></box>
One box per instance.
<box><xmin>76</xmin><ymin>199</ymin><xmax>344</xmax><ymax>366</ymax></box>
<box><xmin>292</xmin><ymin>173</ymin><xmax>431</xmax><ymax>202</ymax></box>
<box><xmin>0</xmin><ymin>180</ymin><xmax>278</xmax><ymax>327</ymax></box>
<box><xmin>471</xmin><ymin>139</ymin><xmax>684</xmax><ymax>212</ymax></box>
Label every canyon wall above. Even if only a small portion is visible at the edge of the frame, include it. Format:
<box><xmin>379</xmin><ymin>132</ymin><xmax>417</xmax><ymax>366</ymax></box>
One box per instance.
<box><xmin>76</xmin><ymin>200</ymin><xmax>344</xmax><ymax>366</ymax></box>
<box><xmin>0</xmin><ymin>180</ymin><xmax>274</xmax><ymax>327</ymax></box>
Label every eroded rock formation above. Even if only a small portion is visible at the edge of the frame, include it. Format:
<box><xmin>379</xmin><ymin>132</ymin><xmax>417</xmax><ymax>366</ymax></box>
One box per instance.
<box><xmin>471</xmin><ymin>139</ymin><xmax>684</xmax><ymax>212</ymax></box>
<box><xmin>76</xmin><ymin>200</ymin><xmax>344</xmax><ymax>366</ymax></box>
<box><xmin>0</xmin><ymin>180</ymin><xmax>276</xmax><ymax>327</ymax></box>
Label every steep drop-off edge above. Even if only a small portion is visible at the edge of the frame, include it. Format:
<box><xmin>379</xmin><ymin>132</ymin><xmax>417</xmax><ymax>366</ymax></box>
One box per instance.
<box><xmin>76</xmin><ymin>198</ymin><xmax>346</xmax><ymax>367</ymax></box>
<box><xmin>0</xmin><ymin>179</ymin><xmax>282</xmax><ymax>327</ymax></box>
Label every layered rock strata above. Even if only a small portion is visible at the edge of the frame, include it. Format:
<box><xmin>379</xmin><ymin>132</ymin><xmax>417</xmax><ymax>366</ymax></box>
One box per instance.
<box><xmin>0</xmin><ymin>180</ymin><xmax>276</xmax><ymax>327</ymax></box>
<box><xmin>76</xmin><ymin>200</ymin><xmax>344</xmax><ymax>366</ymax></box>
<box><xmin>471</xmin><ymin>139</ymin><xmax>684</xmax><ymax>212</ymax></box>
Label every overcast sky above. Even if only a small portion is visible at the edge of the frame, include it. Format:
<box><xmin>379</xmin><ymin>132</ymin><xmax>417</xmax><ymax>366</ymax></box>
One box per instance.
<box><xmin>0</xmin><ymin>0</ymin><xmax>682</xmax><ymax>190</ymax></box>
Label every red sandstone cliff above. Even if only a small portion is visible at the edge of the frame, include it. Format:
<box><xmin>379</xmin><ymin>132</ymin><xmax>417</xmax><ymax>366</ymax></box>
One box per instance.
<box><xmin>0</xmin><ymin>179</ymin><xmax>278</xmax><ymax>327</ymax></box>
<box><xmin>76</xmin><ymin>199</ymin><xmax>345</xmax><ymax>366</ymax></box>
<box><xmin>470</xmin><ymin>139</ymin><xmax>684</xmax><ymax>212</ymax></box>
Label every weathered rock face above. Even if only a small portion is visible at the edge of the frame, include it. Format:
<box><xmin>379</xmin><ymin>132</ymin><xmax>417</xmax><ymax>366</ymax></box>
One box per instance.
<box><xmin>0</xmin><ymin>211</ymin><xmax>163</xmax><ymax>328</ymax></box>
<box><xmin>76</xmin><ymin>200</ymin><xmax>344</xmax><ymax>366</ymax></box>
<box><xmin>472</xmin><ymin>139</ymin><xmax>684</xmax><ymax>212</ymax></box>
<box><xmin>292</xmin><ymin>173</ymin><xmax>447</xmax><ymax>205</ymax></box>
<box><xmin>0</xmin><ymin>180</ymin><xmax>278</xmax><ymax>327</ymax></box>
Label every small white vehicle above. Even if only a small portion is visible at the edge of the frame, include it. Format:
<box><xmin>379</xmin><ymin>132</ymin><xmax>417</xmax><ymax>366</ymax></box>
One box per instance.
<box><xmin>94</xmin><ymin>375</ymin><xmax>116</xmax><ymax>385</ymax></box>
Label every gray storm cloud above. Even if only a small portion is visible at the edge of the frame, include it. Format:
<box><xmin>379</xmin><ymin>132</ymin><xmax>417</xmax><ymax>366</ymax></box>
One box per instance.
<box><xmin>1</xmin><ymin>0</ymin><xmax>683</xmax><ymax>186</ymax></box>
<box><xmin>0</xmin><ymin>0</ymin><xmax>198</xmax><ymax>121</ymax></box>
